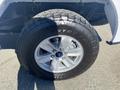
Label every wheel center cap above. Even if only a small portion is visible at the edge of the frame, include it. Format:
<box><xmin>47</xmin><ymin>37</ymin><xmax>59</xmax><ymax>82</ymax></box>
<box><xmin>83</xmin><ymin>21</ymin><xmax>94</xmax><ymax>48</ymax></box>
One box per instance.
<box><xmin>55</xmin><ymin>51</ymin><xmax>63</xmax><ymax>58</ymax></box>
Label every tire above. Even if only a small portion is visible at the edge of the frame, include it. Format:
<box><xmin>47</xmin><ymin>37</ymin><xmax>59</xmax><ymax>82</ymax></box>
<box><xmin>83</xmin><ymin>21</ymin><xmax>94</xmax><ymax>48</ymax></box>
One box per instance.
<box><xmin>16</xmin><ymin>9</ymin><xmax>99</xmax><ymax>80</ymax></box>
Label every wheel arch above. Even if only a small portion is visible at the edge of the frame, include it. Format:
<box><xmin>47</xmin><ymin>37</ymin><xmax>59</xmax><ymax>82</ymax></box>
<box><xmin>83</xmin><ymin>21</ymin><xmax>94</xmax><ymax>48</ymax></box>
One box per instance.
<box><xmin>0</xmin><ymin>0</ymin><xmax>119</xmax><ymax>48</ymax></box>
<box><xmin>0</xmin><ymin>0</ymin><xmax>107</xmax><ymax>33</ymax></box>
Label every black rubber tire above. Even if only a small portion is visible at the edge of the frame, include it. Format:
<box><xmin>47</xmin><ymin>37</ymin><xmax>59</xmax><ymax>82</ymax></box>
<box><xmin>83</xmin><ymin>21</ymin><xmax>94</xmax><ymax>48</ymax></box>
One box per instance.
<box><xmin>16</xmin><ymin>9</ymin><xmax>99</xmax><ymax>80</ymax></box>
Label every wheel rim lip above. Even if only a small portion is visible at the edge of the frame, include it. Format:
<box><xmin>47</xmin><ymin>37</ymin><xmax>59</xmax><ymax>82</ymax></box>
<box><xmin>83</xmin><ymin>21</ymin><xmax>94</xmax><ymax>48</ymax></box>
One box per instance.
<box><xmin>34</xmin><ymin>35</ymin><xmax>84</xmax><ymax>73</ymax></box>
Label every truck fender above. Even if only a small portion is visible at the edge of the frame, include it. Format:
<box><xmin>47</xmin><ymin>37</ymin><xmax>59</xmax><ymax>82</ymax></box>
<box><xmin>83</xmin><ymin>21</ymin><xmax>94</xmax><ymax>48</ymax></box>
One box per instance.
<box><xmin>105</xmin><ymin>0</ymin><xmax>120</xmax><ymax>44</ymax></box>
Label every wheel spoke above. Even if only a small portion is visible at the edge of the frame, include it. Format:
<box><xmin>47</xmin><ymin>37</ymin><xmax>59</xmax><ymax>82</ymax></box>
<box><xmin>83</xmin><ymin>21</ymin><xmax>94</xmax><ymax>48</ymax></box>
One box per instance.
<box><xmin>36</xmin><ymin>54</ymin><xmax>51</xmax><ymax>64</ymax></box>
<box><xmin>60</xmin><ymin>37</ymin><xmax>72</xmax><ymax>50</ymax></box>
<box><xmin>66</xmin><ymin>47</ymin><xmax>82</xmax><ymax>56</ymax></box>
<box><xmin>50</xmin><ymin>60</ymin><xmax>60</xmax><ymax>71</ymax></box>
<box><xmin>39</xmin><ymin>39</ymin><xmax>56</xmax><ymax>53</ymax></box>
<box><xmin>62</xmin><ymin>56</ymin><xmax>74</xmax><ymax>67</ymax></box>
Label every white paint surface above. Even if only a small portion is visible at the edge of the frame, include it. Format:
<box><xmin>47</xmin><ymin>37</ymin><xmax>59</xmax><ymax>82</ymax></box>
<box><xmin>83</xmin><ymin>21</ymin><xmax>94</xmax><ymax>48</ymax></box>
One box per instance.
<box><xmin>105</xmin><ymin>0</ymin><xmax>120</xmax><ymax>43</ymax></box>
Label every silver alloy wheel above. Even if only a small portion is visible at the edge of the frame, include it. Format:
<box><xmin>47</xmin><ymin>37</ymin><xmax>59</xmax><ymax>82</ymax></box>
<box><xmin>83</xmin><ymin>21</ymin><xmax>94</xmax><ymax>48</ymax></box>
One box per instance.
<box><xmin>34</xmin><ymin>35</ymin><xmax>84</xmax><ymax>73</ymax></box>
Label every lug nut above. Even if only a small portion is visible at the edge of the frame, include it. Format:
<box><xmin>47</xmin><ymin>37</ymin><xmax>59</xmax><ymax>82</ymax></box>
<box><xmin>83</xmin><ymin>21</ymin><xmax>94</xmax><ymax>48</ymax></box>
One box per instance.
<box><xmin>51</xmin><ymin>55</ymin><xmax>55</xmax><ymax>58</ymax></box>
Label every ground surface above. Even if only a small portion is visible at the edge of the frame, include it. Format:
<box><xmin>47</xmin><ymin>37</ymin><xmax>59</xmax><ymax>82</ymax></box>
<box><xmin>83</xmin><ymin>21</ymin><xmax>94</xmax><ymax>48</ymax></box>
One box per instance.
<box><xmin>0</xmin><ymin>25</ymin><xmax>120</xmax><ymax>90</ymax></box>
